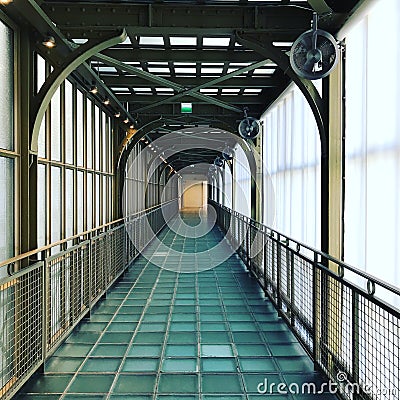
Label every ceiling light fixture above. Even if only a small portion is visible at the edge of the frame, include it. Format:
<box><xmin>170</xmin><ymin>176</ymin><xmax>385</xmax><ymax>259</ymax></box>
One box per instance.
<box><xmin>123</xmin><ymin>117</ymin><xmax>129</xmax><ymax>124</ymax></box>
<box><xmin>0</xmin><ymin>0</ymin><xmax>14</xmax><ymax>5</ymax></box>
<box><xmin>114</xmin><ymin>112</ymin><xmax>121</xmax><ymax>118</ymax></box>
<box><xmin>103</xmin><ymin>98</ymin><xmax>110</xmax><ymax>105</ymax></box>
<box><xmin>89</xmin><ymin>84</ymin><xmax>98</xmax><ymax>94</ymax></box>
<box><xmin>42</xmin><ymin>35</ymin><xmax>56</xmax><ymax>49</ymax></box>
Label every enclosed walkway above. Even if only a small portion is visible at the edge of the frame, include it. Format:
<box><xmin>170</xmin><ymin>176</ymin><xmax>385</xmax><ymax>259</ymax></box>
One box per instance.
<box><xmin>17</xmin><ymin>213</ymin><xmax>336</xmax><ymax>399</ymax></box>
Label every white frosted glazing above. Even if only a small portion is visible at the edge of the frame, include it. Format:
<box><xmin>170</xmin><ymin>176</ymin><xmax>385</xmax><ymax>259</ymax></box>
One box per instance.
<box><xmin>65</xmin><ymin>169</ymin><xmax>74</xmax><ymax>238</ymax></box>
<box><xmin>344</xmin><ymin>0</ymin><xmax>400</xmax><ymax>297</ymax></box>
<box><xmin>77</xmin><ymin>171</ymin><xmax>84</xmax><ymax>233</ymax></box>
<box><xmin>0</xmin><ymin>21</ymin><xmax>14</xmax><ymax>151</ymax></box>
<box><xmin>65</xmin><ymin>80</ymin><xmax>74</xmax><ymax>164</ymax></box>
<box><xmin>260</xmin><ymin>81</ymin><xmax>321</xmax><ymax>248</ymax></box>
<box><xmin>233</xmin><ymin>145</ymin><xmax>251</xmax><ymax>217</ymax></box>
<box><xmin>37</xmin><ymin>164</ymin><xmax>46</xmax><ymax>247</ymax></box>
<box><xmin>94</xmin><ymin>106</ymin><xmax>100</xmax><ymax>171</ymax></box>
<box><xmin>86</xmin><ymin>99</ymin><xmax>93</xmax><ymax>168</ymax></box>
<box><xmin>87</xmin><ymin>173</ymin><xmax>93</xmax><ymax>229</ymax></box>
<box><xmin>95</xmin><ymin>173</ymin><xmax>100</xmax><ymax>227</ymax></box>
<box><xmin>36</xmin><ymin>54</ymin><xmax>46</xmax><ymax>93</ymax></box>
<box><xmin>50</xmin><ymin>87</ymin><xmax>61</xmax><ymax>161</ymax></box>
<box><xmin>76</xmin><ymin>91</ymin><xmax>84</xmax><ymax>166</ymax></box>
<box><xmin>50</xmin><ymin>166</ymin><xmax>61</xmax><ymax>253</ymax></box>
<box><xmin>0</xmin><ymin>157</ymin><xmax>14</xmax><ymax>262</ymax></box>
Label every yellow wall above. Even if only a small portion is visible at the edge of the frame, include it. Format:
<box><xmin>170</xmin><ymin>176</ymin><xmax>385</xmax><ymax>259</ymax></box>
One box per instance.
<box><xmin>182</xmin><ymin>181</ymin><xmax>207</xmax><ymax>209</ymax></box>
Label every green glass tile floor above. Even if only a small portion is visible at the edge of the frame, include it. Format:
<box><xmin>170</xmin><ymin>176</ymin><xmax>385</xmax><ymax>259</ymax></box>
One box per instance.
<box><xmin>17</xmin><ymin>213</ymin><xmax>338</xmax><ymax>399</ymax></box>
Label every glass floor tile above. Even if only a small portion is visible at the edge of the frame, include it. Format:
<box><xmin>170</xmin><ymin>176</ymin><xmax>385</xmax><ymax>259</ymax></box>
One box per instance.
<box><xmin>17</xmin><ymin>213</ymin><xmax>338</xmax><ymax>399</ymax></box>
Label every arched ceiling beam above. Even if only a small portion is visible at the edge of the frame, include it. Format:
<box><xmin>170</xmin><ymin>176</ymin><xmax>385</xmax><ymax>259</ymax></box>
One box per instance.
<box><xmin>235</xmin><ymin>32</ymin><xmax>328</xmax><ymax>157</ymax></box>
<box><xmin>31</xmin><ymin>30</ymin><xmax>127</xmax><ymax>154</ymax></box>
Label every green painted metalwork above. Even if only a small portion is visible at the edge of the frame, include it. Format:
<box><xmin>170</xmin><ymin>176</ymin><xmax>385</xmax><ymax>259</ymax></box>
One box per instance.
<box><xmin>95</xmin><ymin>53</ymin><xmax>242</xmax><ymax>113</ymax></box>
<box><xmin>30</xmin><ymin>30</ymin><xmax>127</xmax><ymax>154</ymax></box>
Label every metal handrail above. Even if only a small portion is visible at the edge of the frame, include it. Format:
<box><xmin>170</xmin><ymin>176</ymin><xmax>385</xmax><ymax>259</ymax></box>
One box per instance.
<box><xmin>0</xmin><ymin>198</ymin><xmax>178</xmax><ymax>270</ymax></box>
<box><xmin>211</xmin><ymin>200</ymin><xmax>400</xmax><ymax>299</ymax></box>
<box><xmin>211</xmin><ymin>200</ymin><xmax>400</xmax><ymax>400</ymax></box>
<box><xmin>0</xmin><ymin>199</ymin><xmax>179</xmax><ymax>400</ymax></box>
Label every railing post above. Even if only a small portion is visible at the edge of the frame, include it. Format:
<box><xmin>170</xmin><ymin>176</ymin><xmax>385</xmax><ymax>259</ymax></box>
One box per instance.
<box><xmin>263</xmin><ymin>230</ymin><xmax>268</xmax><ymax>297</ymax></box>
<box><xmin>312</xmin><ymin>252</ymin><xmax>318</xmax><ymax>366</ymax></box>
<box><xmin>88</xmin><ymin>234</ymin><xmax>93</xmax><ymax>312</ymax></box>
<box><xmin>276</xmin><ymin>233</ymin><xmax>282</xmax><ymax>311</ymax></box>
<box><xmin>42</xmin><ymin>260</ymin><xmax>48</xmax><ymax>365</ymax></box>
<box><xmin>352</xmin><ymin>291</ymin><xmax>360</xmax><ymax>399</ymax></box>
<box><xmin>290</xmin><ymin>251</ymin><xmax>295</xmax><ymax>326</ymax></box>
<box><xmin>246</xmin><ymin>218</ymin><xmax>251</xmax><ymax>272</ymax></box>
<box><xmin>271</xmin><ymin>233</ymin><xmax>276</xmax><ymax>299</ymax></box>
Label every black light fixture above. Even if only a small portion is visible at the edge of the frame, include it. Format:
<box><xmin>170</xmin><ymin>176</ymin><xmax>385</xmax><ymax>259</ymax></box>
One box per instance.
<box><xmin>222</xmin><ymin>145</ymin><xmax>234</xmax><ymax>161</ymax></box>
<box><xmin>42</xmin><ymin>35</ymin><xmax>56</xmax><ymax>49</ymax></box>
<box><xmin>123</xmin><ymin>117</ymin><xmax>129</xmax><ymax>124</ymax></box>
<box><xmin>89</xmin><ymin>84</ymin><xmax>98</xmax><ymax>94</ymax></box>
<box><xmin>114</xmin><ymin>112</ymin><xmax>121</xmax><ymax>118</ymax></box>
<box><xmin>103</xmin><ymin>98</ymin><xmax>110</xmax><ymax>106</ymax></box>
<box><xmin>214</xmin><ymin>157</ymin><xmax>224</xmax><ymax>168</ymax></box>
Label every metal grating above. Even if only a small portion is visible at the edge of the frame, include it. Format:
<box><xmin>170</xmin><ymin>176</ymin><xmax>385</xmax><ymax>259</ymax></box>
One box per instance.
<box><xmin>0</xmin><ymin>200</ymin><xmax>179</xmax><ymax>400</ymax></box>
<box><xmin>0</xmin><ymin>263</ymin><xmax>43</xmax><ymax>399</ymax></box>
<box><xmin>212</xmin><ymin>200</ymin><xmax>400</xmax><ymax>400</ymax></box>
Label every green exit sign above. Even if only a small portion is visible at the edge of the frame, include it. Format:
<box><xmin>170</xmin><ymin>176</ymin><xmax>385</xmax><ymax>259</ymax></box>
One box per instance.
<box><xmin>181</xmin><ymin>102</ymin><xmax>192</xmax><ymax>113</ymax></box>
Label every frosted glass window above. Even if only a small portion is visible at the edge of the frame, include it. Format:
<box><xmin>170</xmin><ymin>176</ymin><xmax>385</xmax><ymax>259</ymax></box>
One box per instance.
<box><xmin>223</xmin><ymin>163</ymin><xmax>232</xmax><ymax>207</ymax></box>
<box><xmin>37</xmin><ymin>164</ymin><xmax>46</xmax><ymax>247</ymax></box>
<box><xmin>102</xmin><ymin>114</ymin><xmax>107</xmax><ymax>172</ymax></box>
<box><xmin>233</xmin><ymin>145</ymin><xmax>251</xmax><ymax>217</ymax></box>
<box><xmin>77</xmin><ymin>171</ymin><xmax>84</xmax><ymax>233</ymax></box>
<box><xmin>87</xmin><ymin>173</ymin><xmax>93</xmax><ymax>229</ymax></box>
<box><xmin>0</xmin><ymin>20</ymin><xmax>14</xmax><ymax>151</ymax></box>
<box><xmin>50</xmin><ymin>166</ymin><xmax>61</xmax><ymax>252</ymax></box>
<box><xmin>261</xmin><ymin>82</ymin><xmax>321</xmax><ymax>248</ymax></box>
<box><xmin>95</xmin><ymin>174</ymin><xmax>100</xmax><ymax>227</ymax></box>
<box><xmin>65</xmin><ymin>169</ymin><xmax>74</xmax><ymax>238</ymax></box>
<box><xmin>76</xmin><ymin>91</ymin><xmax>84</xmax><ymax>166</ymax></box>
<box><xmin>103</xmin><ymin>175</ymin><xmax>107</xmax><ymax>223</ymax></box>
<box><xmin>38</xmin><ymin>118</ymin><xmax>46</xmax><ymax>159</ymax></box>
<box><xmin>36</xmin><ymin>54</ymin><xmax>46</xmax><ymax>94</ymax></box>
<box><xmin>108</xmin><ymin>122</ymin><xmax>113</xmax><ymax>173</ymax></box>
<box><xmin>86</xmin><ymin>99</ymin><xmax>93</xmax><ymax>168</ymax></box>
<box><xmin>51</xmin><ymin>87</ymin><xmax>61</xmax><ymax>161</ymax></box>
<box><xmin>65</xmin><ymin>80</ymin><xmax>74</xmax><ymax>164</ymax></box>
<box><xmin>94</xmin><ymin>106</ymin><xmax>100</xmax><ymax>170</ymax></box>
<box><xmin>109</xmin><ymin>176</ymin><xmax>113</xmax><ymax>221</ymax></box>
<box><xmin>344</xmin><ymin>0</ymin><xmax>400</xmax><ymax>294</ymax></box>
<box><xmin>0</xmin><ymin>157</ymin><xmax>14</xmax><ymax>262</ymax></box>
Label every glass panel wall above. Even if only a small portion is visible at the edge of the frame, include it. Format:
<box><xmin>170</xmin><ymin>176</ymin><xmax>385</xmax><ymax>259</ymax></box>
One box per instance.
<box><xmin>343</xmin><ymin>0</ymin><xmax>400</xmax><ymax>293</ymax></box>
<box><xmin>0</xmin><ymin>18</ymin><xmax>16</xmax><ymax>263</ymax></box>
<box><xmin>260</xmin><ymin>82</ymin><xmax>321</xmax><ymax>248</ymax></box>
<box><xmin>36</xmin><ymin>56</ymin><xmax>116</xmax><ymax>247</ymax></box>
<box><xmin>233</xmin><ymin>145</ymin><xmax>251</xmax><ymax>218</ymax></box>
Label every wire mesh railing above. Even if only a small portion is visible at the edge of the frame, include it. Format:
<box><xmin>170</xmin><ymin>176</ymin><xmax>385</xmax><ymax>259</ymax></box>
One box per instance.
<box><xmin>211</xmin><ymin>200</ymin><xmax>400</xmax><ymax>400</ymax></box>
<box><xmin>0</xmin><ymin>199</ymin><xmax>178</xmax><ymax>400</ymax></box>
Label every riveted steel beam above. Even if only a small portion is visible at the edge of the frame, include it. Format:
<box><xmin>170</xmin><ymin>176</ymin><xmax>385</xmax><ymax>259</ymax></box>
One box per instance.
<box><xmin>42</xmin><ymin>3</ymin><xmax>312</xmax><ymax>37</ymax></box>
<box><xmin>94</xmin><ymin>53</ymin><xmax>242</xmax><ymax>113</ymax></box>
<box><xmin>30</xmin><ymin>30</ymin><xmax>127</xmax><ymax>154</ymax></box>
